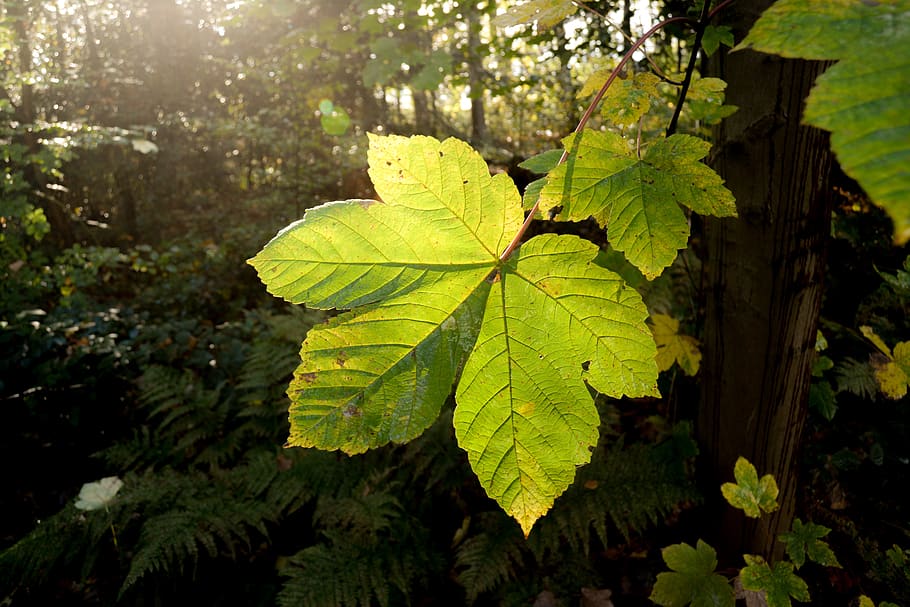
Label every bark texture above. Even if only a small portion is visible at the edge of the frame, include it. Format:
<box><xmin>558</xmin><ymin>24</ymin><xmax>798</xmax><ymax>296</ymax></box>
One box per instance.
<box><xmin>698</xmin><ymin>3</ymin><xmax>833</xmax><ymax>562</ymax></box>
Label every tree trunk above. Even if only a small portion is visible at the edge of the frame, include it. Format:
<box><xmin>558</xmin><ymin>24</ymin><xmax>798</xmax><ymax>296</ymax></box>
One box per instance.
<box><xmin>697</xmin><ymin>2</ymin><xmax>833</xmax><ymax>563</ymax></box>
<box><xmin>465</xmin><ymin>7</ymin><xmax>487</xmax><ymax>145</ymax></box>
<box><xmin>9</xmin><ymin>0</ymin><xmax>74</xmax><ymax>247</ymax></box>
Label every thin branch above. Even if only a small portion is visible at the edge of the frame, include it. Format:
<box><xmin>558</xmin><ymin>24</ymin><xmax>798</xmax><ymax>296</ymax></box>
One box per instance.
<box><xmin>572</xmin><ymin>0</ymin><xmax>676</xmax><ymax>85</ymax></box>
<box><xmin>500</xmin><ymin>15</ymin><xmax>693</xmax><ymax>262</ymax></box>
<box><xmin>665</xmin><ymin>0</ymin><xmax>713</xmax><ymax>136</ymax></box>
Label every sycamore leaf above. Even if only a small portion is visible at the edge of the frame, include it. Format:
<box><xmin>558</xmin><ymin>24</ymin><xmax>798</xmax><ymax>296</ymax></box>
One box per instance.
<box><xmin>740</xmin><ymin>556</ymin><xmax>810</xmax><ymax>607</ymax></box>
<box><xmin>538</xmin><ymin>130</ymin><xmax>736</xmax><ymax>279</ymax></box>
<box><xmin>860</xmin><ymin>326</ymin><xmax>910</xmax><ymax>399</ymax></box>
<box><xmin>721</xmin><ymin>457</ymin><xmax>779</xmax><ymax>518</ymax></box>
<box><xmin>75</xmin><ymin>476</ymin><xmax>124</xmax><ymax>511</ymax></box>
<box><xmin>251</xmin><ymin>134</ymin><xmax>659</xmax><ymax>534</ymax></box>
<box><xmin>455</xmin><ymin>234</ymin><xmax>659</xmax><ymax>535</ymax></box>
<box><xmin>739</xmin><ymin>0</ymin><xmax>910</xmax><ymax>243</ymax></box>
<box><xmin>649</xmin><ymin>313</ymin><xmax>701</xmax><ymax>376</ymax></box>
<box><xmin>493</xmin><ymin>0</ymin><xmax>578</xmax><ymax>29</ymax></box>
<box><xmin>650</xmin><ymin>540</ymin><xmax>735</xmax><ymax>607</ymax></box>
<box><xmin>779</xmin><ymin>519</ymin><xmax>841</xmax><ymax>569</ymax></box>
<box><xmin>599</xmin><ymin>72</ymin><xmax>662</xmax><ymax>127</ymax></box>
<box><xmin>577</xmin><ymin>68</ymin><xmax>613</xmax><ymax>99</ymax></box>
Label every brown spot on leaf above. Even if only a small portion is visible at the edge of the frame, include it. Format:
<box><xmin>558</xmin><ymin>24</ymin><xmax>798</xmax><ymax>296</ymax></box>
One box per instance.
<box><xmin>342</xmin><ymin>403</ymin><xmax>362</xmax><ymax>419</ymax></box>
<box><xmin>335</xmin><ymin>351</ymin><xmax>348</xmax><ymax>367</ymax></box>
<box><xmin>300</xmin><ymin>372</ymin><xmax>317</xmax><ymax>383</ymax></box>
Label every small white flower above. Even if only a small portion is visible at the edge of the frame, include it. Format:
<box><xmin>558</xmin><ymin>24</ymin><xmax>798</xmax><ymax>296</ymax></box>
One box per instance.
<box><xmin>74</xmin><ymin>476</ymin><xmax>124</xmax><ymax>511</ymax></box>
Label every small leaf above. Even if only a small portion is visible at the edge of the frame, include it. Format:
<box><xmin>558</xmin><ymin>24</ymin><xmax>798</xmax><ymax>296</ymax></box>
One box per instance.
<box><xmin>493</xmin><ymin>0</ymin><xmax>578</xmax><ymax>29</ymax></box>
<box><xmin>74</xmin><ymin>476</ymin><xmax>124</xmax><ymax>511</ymax></box>
<box><xmin>701</xmin><ymin>25</ymin><xmax>734</xmax><ymax>57</ymax></box>
<box><xmin>721</xmin><ymin>457</ymin><xmax>779</xmax><ymax>518</ymax></box>
<box><xmin>539</xmin><ymin>130</ymin><xmax>736</xmax><ymax>279</ymax></box>
<box><xmin>740</xmin><ymin>556</ymin><xmax>810</xmax><ymax>607</ymax></box>
<box><xmin>600</xmin><ymin>72</ymin><xmax>661</xmax><ymax>127</ymax></box>
<box><xmin>519</xmin><ymin>150</ymin><xmax>563</xmax><ymax>210</ymax></box>
<box><xmin>649</xmin><ymin>313</ymin><xmax>701</xmax><ymax>376</ymax></box>
<box><xmin>779</xmin><ymin>519</ymin><xmax>841</xmax><ymax>569</ymax></box>
<box><xmin>320</xmin><ymin>106</ymin><xmax>351</xmax><ymax>136</ymax></box>
<box><xmin>518</xmin><ymin>149</ymin><xmax>563</xmax><ymax>174</ymax></box>
<box><xmin>686</xmin><ymin>77</ymin><xmax>738</xmax><ymax>125</ymax></box>
<box><xmin>860</xmin><ymin>326</ymin><xmax>910</xmax><ymax>399</ymax></box>
<box><xmin>808</xmin><ymin>381</ymin><xmax>837</xmax><ymax>421</ymax></box>
<box><xmin>650</xmin><ymin>540</ymin><xmax>735</xmax><ymax>607</ymax></box>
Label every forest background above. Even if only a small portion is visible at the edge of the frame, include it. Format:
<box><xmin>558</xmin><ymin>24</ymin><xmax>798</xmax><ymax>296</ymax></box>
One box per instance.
<box><xmin>1</xmin><ymin>0</ymin><xmax>908</xmax><ymax>605</ymax></box>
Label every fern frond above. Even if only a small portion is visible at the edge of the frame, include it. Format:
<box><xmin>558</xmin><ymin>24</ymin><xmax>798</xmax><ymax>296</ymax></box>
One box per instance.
<box><xmin>455</xmin><ymin>512</ymin><xmax>527</xmax><ymax>603</ymax></box>
<box><xmin>118</xmin><ymin>470</ymin><xmax>276</xmax><ymax>595</ymax></box>
<box><xmin>528</xmin><ymin>440</ymin><xmax>699</xmax><ymax>559</ymax></box>
<box><xmin>835</xmin><ymin>357</ymin><xmax>879</xmax><ymax>399</ymax></box>
<box><xmin>277</xmin><ymin>527</ymin><xmax>432</xmax><ymax>607</ymax></box>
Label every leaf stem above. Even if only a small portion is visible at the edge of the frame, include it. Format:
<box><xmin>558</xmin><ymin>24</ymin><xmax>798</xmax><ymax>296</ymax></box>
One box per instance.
<box><xmin>665</xmin><ymin>0</ymin><xmax>715</xmax><ymax>137</ymax></box>
<box><xmin>499</xmin><ymin>15</ymin><xmax>692</xmax><ymax>262</ymax></box>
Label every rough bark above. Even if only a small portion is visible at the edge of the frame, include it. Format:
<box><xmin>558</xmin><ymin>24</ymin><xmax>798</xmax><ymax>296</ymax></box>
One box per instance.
<box><xmin>698</xmin><ymin>3</ymin><xmax>833</xmax><ymax>563</ymax></box>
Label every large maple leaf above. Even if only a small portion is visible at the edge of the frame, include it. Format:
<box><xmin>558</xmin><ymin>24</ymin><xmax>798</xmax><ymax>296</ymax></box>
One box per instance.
<box><xmin>251</xmin><ymin>134</ymin><xmax>659</xmax><ymax>534</ymax></box>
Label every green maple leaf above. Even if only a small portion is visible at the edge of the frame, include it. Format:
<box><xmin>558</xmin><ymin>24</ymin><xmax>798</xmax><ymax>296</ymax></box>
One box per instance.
<box><xmin>492</xmin><ymin>0</ymin><xmax>578</xmax><ymax>29</ymax></box>
<box><xmin>700</xmin><ymin>25</ymin><xmax>734</xmax><ymax>57</ymax></box>
<box><xmin>649</xmin><ymin>313</ymin><xmax>701</xmax><ymax>376</ymax></box>
<box><xmin>739</xmin><ymin>0</ymin><xmax>910</xmax><ymax>243</ymax></box>
<box><xmin>740</xmin><ymin>556</ymin><xmax>810</xmax><ymax>607</ymax></box>
<box><xmin>251</xmin><ymin>134</ymin><xmax>659</xmax><ymax>534</ymax></box>
<box><xmin>720</xmin><ymin>457</ymin><xmax>779</xmax><ymax>518</ymax></box>
<box><xmin>685</xmin><ymin>77</ymin><xmax>738</xmax><ymax>125</ymax></box>
<box><xmin>598</xmin><ymin>72</ymin><xmax>662</xmax><ymax>127</ymax></box>
<box><xmin>650</xmin><ymin>540</ymin><xmax>735</xmax><ymax>607</ymax></box>
<box><xmin>779</xmin><ymin>519</ymin><xmax>841</xmax><ymax>569</ymax></box>
<box><xmin>538</xmin><ymin>129</ymin><xmax>736</xmax><ymax>279</ymax></box>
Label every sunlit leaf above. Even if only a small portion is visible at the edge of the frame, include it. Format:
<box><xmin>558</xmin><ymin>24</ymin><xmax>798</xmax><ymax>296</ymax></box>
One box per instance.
<box><xmin>538</xmin><ymin>130</ymin><xmax>736</xmax><ymax>279</ymax></box>
<box><xmin>493</xmin><ymin>0</ymin><xmax>578</xmax><ymax>29</ymax></box>
<box><xmin>739</xmin><ymin>0</ymin><xmax>910</xmax><ymax>243</ymax></box>
<box><xmin>650</xmin><ymin>540</ymin><xmax>735</xmax><ymax>607</ymax></box>
<box><xmin>599</xmin><ymin>72</ymin><xmax>661</xmax><ymax>127</ymax></box>
<box><xmin>720</xmin><ymin>457</ymin><xmax>779</xmax><ymax>518</ymax></box>
<box><xmin>251</xmin><ymin>134</ymin><xmax>659</xmax><ymax>533</ymax></box>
